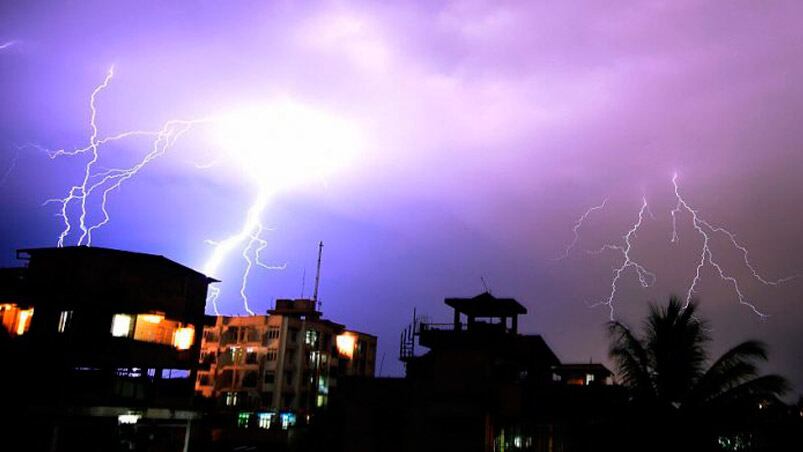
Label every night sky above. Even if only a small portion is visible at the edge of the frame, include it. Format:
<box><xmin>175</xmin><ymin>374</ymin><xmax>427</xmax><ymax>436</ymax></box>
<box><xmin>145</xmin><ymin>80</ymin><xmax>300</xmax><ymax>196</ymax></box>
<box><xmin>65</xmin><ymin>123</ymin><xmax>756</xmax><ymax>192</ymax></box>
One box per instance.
<box><xmin>1</xmin><ymin>1</ymin><xmax>802</xmax><ymax>391</ymax></box>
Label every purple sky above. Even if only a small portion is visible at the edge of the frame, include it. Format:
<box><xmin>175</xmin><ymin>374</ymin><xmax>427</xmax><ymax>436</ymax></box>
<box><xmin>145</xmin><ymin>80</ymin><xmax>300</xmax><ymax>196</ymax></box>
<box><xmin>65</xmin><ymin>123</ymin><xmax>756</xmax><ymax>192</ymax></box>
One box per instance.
<box><xmin>1</xmin><ymin>1</ymin><xmax>802</xmax><ymax>390</ymax></box>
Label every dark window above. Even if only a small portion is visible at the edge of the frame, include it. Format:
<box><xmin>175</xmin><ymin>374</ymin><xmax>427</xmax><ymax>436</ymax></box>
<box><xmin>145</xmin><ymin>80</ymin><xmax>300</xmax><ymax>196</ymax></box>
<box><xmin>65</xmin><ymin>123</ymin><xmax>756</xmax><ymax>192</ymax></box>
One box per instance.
<box><xmin>242</xmin><ymin>371</ymin><xmax>258</xmax><ymax>387</ymax></box>
<box><xmin>219</xmin><ymin>370</ymin><xmax>234</xmax><ymax>388</ymax></box>
<box><xmin>221</xmin><ymin>327</ymin><xmax>238</xmax><ymax>345</ymax></box>
<box><xmin>267</xmin><ymin>326</ymin><xmax>280</xmax><ymax>339</ymax></box>
<box><xmin>264</xmin><ymin>371</ymin><xmax>275</xmax><ymax>384</ymax></box>
<box><xmin>266</xmin><ymin>348</ymin><xmax>278</xmax><ymax>361</ymax></box>
<box><xmin>246</xmin><ymin>351</ymin><xmax>258</xmax><ymax>364</ymax></box>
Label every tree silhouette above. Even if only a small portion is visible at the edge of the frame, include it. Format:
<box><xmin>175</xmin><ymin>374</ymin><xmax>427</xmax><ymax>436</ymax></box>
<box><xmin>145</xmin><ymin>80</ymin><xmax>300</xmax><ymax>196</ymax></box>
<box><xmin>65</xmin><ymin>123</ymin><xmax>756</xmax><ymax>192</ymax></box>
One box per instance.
<box><xmin>608</xmin><ymin>297</ymin><xmax>788</xmax><ymax>451</ymax></box>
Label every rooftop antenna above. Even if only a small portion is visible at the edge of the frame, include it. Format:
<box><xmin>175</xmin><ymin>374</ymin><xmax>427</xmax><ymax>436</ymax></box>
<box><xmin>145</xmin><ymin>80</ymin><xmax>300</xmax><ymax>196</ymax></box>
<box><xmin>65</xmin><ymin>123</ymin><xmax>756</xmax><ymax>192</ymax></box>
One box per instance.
<box><xmin>480</xmin><ymin>276</ymin><xmax>491</xmax><ymax>294</ymax></box>
<box><xmin>312</xmin><ymin>241</ymin><xmax>324</xmax><ymax>305</ymax></box>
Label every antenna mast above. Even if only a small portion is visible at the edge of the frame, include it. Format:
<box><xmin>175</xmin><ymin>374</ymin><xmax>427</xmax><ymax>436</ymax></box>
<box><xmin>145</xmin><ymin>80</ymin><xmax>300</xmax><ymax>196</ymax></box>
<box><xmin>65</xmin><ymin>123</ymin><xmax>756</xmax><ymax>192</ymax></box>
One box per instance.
<box><xmin>312</xmin><ymin>241</ymin><xmax>324</xmax><ymax>302</ymax></box>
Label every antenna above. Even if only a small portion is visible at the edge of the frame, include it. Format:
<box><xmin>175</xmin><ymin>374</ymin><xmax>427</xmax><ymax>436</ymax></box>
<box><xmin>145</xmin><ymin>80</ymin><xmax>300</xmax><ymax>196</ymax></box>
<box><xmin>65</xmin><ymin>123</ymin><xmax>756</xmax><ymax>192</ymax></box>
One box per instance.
<box><xmin>480</xmin><ymin>276</ymin><xmax>491</xmax><ymax>294</ymax></box>
<box><xmin>300</xmin><ymin>267</ymin><xmax>306</xmax><ymax>299</ymax></box>
<box><xmin>312</xmin><ymin>241</ymin><xmax>324</xmax><ymax>303</ymax></box>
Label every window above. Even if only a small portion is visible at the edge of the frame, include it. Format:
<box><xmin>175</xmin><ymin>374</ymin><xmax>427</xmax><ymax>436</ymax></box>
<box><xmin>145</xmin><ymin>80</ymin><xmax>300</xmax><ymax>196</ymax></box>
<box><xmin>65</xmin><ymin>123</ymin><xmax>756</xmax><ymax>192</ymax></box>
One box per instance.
<box><xmin>226</xmin><ymin>391</ymin><xmax>239</xmax><ymax>406</ymax></box>
<box><xmin>203</xmin><ymin>330</ymin><xmax>219</xmax><ymax>342</ymax></box>
<box><xmin>266</xmin><ymin>348</ymin><xmax>278</xmax><ymax>361</ymax></box>
<box><xmin>585</xmin><ymin>373</ymin><xmax>595</xmax><ymax>385</ymax></box>
<box><xmin>245</xmin><ymin>327</ymin><xmax>261</xmax><ymax>343</ymax></box>
<box><xmin>258</xmin><ymin>412</ymin><xmax>274</xmax><ymax>429</ymax></box>
<box><xmin>305</xmin><ymin>329</ymin><xmax>319</xmax><ymax>347</ymax></box>
<box><xmin>111</xmin><ymin>314</ymin><xmax>133</xmax><ymax>337</ymax></box>
<box><xmin>173</xmin><ymin>326</ymin><xmax>195</xmax><ymax>350</ymax></box>
<box><xmin>162</xmin><ymin>369</ymin><xmax>190</xmax><ymax>379</ymax></box>
<box><xmin>198</xmin><ymin>373</ymin><xmax>210</xmax><ymax>386</ymax></box>
<box><xmin>246</xmin><ymin>349</ymin><xmax>258</xmax><ymax>364</ymax></box>
<box><xmin>280</xmin><ymin>412</ymin><xmax>296</xmax><ymax>430</ymax></box>
<box><xmin>336</xmin><ymin>334</ymin><xmax>356</xmax><ymax>359</ymax></box>
<box><xmin>58</xmin><ymin>310</ymin><xmax>73</xmax><ymax>333</ymax></box>
<box><xmin>264</xmin><ymin>371</ymin><xmax>275</xmax><ymax>384</ymax></box>
<box><xmin>229</xmin><ymin>346</ymin><xmax>244</xmax><ymax>364</ymax></box>
<box><xmin>237</xmin><ymin>412</ymin><xmax>250</xmax><ymax>428</ymax></box>
<box><xmin>200</xmin><ymin>351</ymin><xmax>216</xmax><ymax>365</ymax></box>
<box><xmin>242</xmin><ymin>371</ymin><xmax>258</xmax><ymax>387</ymax></box>
<box><xmin>221</xmin><ymin>327</ymin><xmax>239</xmax><ymax>345</ymax></box>
<box><xmin>219</xmin><ymin>370</ymin><xmax>234</xmax><ymax>387</ymax></box>
<box><xmin>288</xmin><ymin>328</ymin><xmax>299</xmax><ymax>343</ymax></box>
<box><xmin>267</xmin><ymin>326</ymin><xmax>280</xmax><ymax>339</ymax></box>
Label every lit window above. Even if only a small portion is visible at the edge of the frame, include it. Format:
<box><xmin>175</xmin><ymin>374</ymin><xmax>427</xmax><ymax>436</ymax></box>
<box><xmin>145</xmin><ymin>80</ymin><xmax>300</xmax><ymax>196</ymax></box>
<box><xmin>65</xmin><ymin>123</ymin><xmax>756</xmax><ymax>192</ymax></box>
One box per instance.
<box><xmin>336</xmin><ymin>333</ymin><xmax>356</xmax><ymax>359</ymax></box>
<box><xmin>16</xmin><ymin>308</ymin><xmax>33</xmax><ymax>335</ymax></box>
<box><xmin>139</xmin><ymin>313</ymin><xmax>164</xmax><ymax>324</ymax></box>
<box><xmin>226</xmin><ymin>392</ymin><xmax>239</xmax><ymax>406</ymax></box>
<box><xmin>280</xmin><ymin>412</ymin><xmax>296</xmax><ymax>430</ymax></box>
<box><xmin>316</xmin><ymin>394</ymin><xmax>327</xmax><ymax>408</ymax></box>
<box><xmin>305</xmin><ymin>329</ymin><xmax>319</xmax><ymax>346</ymax></box>
<box><xmin>173</xmin><ymin>326</ymin><xmax>195</xmax><ymax>350</ymax></box>
<box><xmin>162</xmin><ymin>369</ymin><xmax>191</xmax><ymax>379</ymax></box>
<box><xmin>58</xmin><ymin>310</ymin><xmax>73</xmax><ymax>333</ymax></box>
<box><xmin>118</xmin><ymin>414</ymin><xmax>141</xmax><ymax>425</ymax></box>
<box><xmin>111</xmin><ymin>314</ymin><xmax>133</xmax><ymax>337</ymax></box>
<box><xmin>258</xmin><ymin>413</ymin><xmax>274</xmax><ymax>429</ymax></box>
<box><xmin>237</xmin><ymin>412</ymin><xmax>250</xmax><ymax>428</ymax></box>
<box><xmin>585</xmin><ymin>373</ymin><xmax>595</xmax><ymax>385</ymax></box>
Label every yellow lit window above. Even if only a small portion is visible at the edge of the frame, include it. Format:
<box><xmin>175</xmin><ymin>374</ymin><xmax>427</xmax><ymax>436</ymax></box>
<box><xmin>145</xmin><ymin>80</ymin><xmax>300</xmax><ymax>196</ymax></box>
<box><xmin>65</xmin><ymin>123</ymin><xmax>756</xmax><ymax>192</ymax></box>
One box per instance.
<box><xmin>336</xmin><ymin>333</ymin><xmax>356</xmax><ymax>359</ymax></box>
<box><xmin>16</xmin><ymin>308</ymin><xmax>33</xmax><ymax>335</ymax></box>
<box><xmin>174</xmin><ymin>326</ymin><xmax>195</xmax><ymax>350</ymax></box>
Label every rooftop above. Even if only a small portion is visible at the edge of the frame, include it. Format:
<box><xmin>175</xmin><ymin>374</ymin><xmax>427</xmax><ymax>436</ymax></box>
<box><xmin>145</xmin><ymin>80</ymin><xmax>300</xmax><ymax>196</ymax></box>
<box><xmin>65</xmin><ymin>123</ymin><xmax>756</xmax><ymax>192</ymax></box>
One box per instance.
<box><xmin>18</xmin><ymin>246</ymin><xmax>218</xmax><ymax>282</ymax></box>
<box><xmin>444</xmin><ymin>291</ymin><xmax>527</xmax><ymax>317</ymax></box>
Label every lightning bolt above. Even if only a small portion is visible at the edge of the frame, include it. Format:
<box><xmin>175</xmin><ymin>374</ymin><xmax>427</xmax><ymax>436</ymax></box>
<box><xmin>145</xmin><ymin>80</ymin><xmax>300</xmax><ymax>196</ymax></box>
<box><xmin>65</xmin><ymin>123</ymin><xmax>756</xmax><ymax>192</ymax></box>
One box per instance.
<box><xmin>563</xmin><ymin>174</ymin><xmax>797</xmax><ymax>319</ymax></box>
<box><xmin>555</xmin><ymin>198</ymin><xmax>607</xmax><ymax>260</ymax></box>
<box><xmin>587</xmin><ymin>196</ymin><xmax>656</xmax><ymax>320</ymax></box>
<box><xmin>0</xmin><ymin>149</ymin><xmax>20</xmax><ymax>186</ymax></box>
<box><xmin>41</xmin><ymin>67</ymin><xmax>285</xmax><ymax>315</ymax></box>
<box><xmin>671</xmin><ymin>173</ymin><xmax>797</xmax><ymax>317</ymax></box>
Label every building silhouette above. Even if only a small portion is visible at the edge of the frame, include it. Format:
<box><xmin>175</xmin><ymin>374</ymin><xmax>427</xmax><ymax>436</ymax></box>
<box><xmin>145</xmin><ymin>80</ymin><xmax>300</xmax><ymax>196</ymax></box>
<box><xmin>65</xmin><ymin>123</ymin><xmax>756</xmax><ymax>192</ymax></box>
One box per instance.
<box><xmin>0</xmin><ymin>246</ymin><xmax>216</xmax><ymax>451</ymax></box>
<box><xmin>327</xmin><ymin>292</ymin><xmax>621</xmax><ymax>452</ymax></box>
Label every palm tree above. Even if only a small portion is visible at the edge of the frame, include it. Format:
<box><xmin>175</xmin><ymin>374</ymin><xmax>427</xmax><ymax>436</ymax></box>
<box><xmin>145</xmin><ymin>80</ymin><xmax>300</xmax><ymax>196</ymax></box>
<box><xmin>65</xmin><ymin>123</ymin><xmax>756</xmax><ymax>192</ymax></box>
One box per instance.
<box><xmin>608</xmin><ymin>296</ymin><xmax>788</xmax><ymax>450</ymax></box>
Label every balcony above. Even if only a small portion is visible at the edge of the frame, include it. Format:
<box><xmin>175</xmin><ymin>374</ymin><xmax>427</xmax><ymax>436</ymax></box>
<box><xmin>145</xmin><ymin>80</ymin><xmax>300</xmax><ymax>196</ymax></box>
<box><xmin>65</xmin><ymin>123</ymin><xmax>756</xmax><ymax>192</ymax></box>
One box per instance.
<box><xmin>418</xmin><ymin>321</ymin><xmax>511</xmax><ymax>349</ymax></box>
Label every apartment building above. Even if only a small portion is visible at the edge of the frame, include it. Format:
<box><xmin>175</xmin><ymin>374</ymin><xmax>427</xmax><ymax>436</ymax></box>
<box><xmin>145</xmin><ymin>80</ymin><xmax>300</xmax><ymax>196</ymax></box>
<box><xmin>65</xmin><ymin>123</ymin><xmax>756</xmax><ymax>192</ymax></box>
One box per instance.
<box><xmin>196</xmin><ymin>298</ymin><xmax>376</xmax><ymax>428</ymax></box>
<box><xmin>0</xmin><ymin>246</ymin><xmax>216</xmax><ymax>452</ymax></box>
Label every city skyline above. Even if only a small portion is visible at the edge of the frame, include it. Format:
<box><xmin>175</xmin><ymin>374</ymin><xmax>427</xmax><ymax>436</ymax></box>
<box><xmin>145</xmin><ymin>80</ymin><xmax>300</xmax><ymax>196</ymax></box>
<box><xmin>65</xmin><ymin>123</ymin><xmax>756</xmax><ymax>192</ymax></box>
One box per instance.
<box><xmin>1</xmin><ymin>1</ymin><xmax>802</xmax><ymax>393</ymax></box>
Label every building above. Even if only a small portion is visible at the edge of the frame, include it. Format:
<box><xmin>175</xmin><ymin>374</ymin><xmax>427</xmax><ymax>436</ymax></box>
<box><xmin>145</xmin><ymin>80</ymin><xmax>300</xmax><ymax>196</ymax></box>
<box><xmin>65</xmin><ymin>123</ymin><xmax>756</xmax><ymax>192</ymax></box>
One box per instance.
<box><xmin>195</xmin><ymin>298</ymin><xmax>376</xmax><ymax>431</ymax></box>
<box><xmin>0</xmin><ymin>246</ymin><xmax>216</xmax><ymax>452</ymax></box>
<box><xmin>325</xmin><ymin>292</ymin><xmax>621</xmax><ymax>452</ymax></box>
